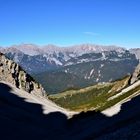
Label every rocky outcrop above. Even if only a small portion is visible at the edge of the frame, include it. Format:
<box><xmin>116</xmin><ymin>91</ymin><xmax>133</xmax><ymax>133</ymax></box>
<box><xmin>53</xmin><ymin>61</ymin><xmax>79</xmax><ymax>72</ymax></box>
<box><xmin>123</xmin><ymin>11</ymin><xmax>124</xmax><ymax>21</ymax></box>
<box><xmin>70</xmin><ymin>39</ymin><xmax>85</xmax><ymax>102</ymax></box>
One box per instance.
<box><xmin>130</xmin><ymin>63</ymin><xmax>140</xmax><ymax>84</ymax></box>
<box><xmin>0</xmin><ymin>52</ymin><xmax>46</xmax><ymax>96</ymax></box>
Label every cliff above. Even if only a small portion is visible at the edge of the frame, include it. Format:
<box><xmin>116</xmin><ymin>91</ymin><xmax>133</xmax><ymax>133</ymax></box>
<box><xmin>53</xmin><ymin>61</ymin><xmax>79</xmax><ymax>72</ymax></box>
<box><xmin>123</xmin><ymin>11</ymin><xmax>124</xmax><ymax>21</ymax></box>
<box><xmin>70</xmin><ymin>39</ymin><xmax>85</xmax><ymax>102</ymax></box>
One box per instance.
<box><xmin>0</xmin><ymin>52</ymin><xmax>46</xmax><ymax>96</ymax></box>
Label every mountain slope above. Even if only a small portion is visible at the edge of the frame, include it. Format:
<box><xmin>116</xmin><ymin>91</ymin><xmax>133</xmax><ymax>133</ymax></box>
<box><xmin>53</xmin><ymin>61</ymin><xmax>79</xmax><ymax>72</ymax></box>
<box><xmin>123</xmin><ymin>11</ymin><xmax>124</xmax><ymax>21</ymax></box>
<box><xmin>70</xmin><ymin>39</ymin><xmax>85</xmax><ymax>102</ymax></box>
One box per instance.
<box><xmin>49</xmin><ymin>64</ymin><xmax>140</xmax><ymax>112</ymax></box>
<box><xmin>0</xmin><ymin>52</ymin><xmax>76</xmax><ymax>117</ymax></box>
<box><xmin>34</xmin><ymin>52</ymin><xmax>138</xmax><ymax>93</ymax></box>
<box><xmin>0</xmin><ymin>52</ymin><xmax>46</xmax><ymax>96</ymax></box>
<box><xmin>1</xmin><ymin>79</ymin><xmax>140</xmax><ymax>140</ymax></box>
<box><xmin>0</xmin><ymin>81</ymin><xmax>75</xmax><ymax>116</ymax></box>
<box><xmin>0</xmin><ymin>82</ymin><xmax>69</xmax><ymax>140</ymax></box>
<box><xmin>130</xmin><ymin>48</ymin><xmax>140</xmax><ymax>60</ymax></box>
<box><xmin>49</xmin><ymin>76</ymin><xmax>131</xmax><ymax>111</ymax></box>
<box><xmin>1</xmin><ymin>47</ymin><xmax>140</xmax><ymax>139</ymax></box>
<box><xmin>0</xmin><ymin>44</ymin><xmax>130</xmax><ymax>74</ymax></box>
<box><xmin>1</xmin><ymin>44</ymin><xmax>139</xmax><ymax>93</ymax></box>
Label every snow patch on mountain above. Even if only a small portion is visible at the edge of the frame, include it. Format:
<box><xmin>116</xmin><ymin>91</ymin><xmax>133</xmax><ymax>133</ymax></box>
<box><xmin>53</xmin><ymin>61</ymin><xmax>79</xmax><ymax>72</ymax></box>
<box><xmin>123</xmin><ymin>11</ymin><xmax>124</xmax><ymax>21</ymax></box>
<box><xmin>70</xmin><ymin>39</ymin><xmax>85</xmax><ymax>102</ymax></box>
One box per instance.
<box><xmin>102</xmin><ymin>52</ymin><xmax>106</xmax><ymax>60</ymax></box>
<box><xmin>50</xmin><ymin>57</ymin><xmax>63</xmax><ymax>65</ymax></box>
<box><xmin>100</xmin><ymin>64</ymin><xmax>104</xmax><ymax>68</ymax></box>
<box><xmin>89</xmin><ymin>68</ymin><xmax>94</xmax><ymax>77</ymax></box>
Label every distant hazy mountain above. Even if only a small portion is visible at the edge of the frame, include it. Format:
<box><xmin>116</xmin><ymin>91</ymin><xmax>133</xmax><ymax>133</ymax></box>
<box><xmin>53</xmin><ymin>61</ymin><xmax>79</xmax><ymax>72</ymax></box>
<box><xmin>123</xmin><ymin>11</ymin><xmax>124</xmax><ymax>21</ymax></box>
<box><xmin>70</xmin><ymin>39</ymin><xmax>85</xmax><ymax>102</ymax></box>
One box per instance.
<box><xmin>130</xmin><ymin>48</ymin><xmax>140</xmax><ymax>60</ymax></box>
<box><xmin>0</xmin><ymin>43</ymin><xmax>127</xmax><ymax>73</ymax></box>
<box><xmin>0</xmin><ymin>44</ymin><xmax>139</xmax><ymax>93</ymax></box>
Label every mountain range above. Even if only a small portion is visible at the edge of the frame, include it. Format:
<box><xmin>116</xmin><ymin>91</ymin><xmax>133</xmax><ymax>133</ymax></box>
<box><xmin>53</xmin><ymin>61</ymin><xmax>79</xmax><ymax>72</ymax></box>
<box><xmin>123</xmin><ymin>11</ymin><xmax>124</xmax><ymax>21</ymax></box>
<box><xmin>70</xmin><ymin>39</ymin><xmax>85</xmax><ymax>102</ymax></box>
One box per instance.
<box><xmin>0</xmin><ymin>44</ymin><xmax>140</xmax><ymax>93</ymax></box>
<box><xmin>1</xmin><ymin>52</ymin><xmax>140</xmax><ymax>139</ymax></box>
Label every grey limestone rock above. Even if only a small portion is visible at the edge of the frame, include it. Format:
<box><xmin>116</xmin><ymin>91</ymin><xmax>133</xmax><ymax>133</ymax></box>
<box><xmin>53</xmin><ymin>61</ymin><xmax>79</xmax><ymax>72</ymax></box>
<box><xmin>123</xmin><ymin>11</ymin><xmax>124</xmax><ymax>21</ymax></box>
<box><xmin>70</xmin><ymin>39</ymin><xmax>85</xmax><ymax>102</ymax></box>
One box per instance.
<box><xmin>130</xmin><ymin>63</ymin><xmax>140</xmax><ymax>84</ymax></box>
<box><xmin>0</xmin><ymin>52</ymin><xmax>47</xmax><ymax>96</ymax></box>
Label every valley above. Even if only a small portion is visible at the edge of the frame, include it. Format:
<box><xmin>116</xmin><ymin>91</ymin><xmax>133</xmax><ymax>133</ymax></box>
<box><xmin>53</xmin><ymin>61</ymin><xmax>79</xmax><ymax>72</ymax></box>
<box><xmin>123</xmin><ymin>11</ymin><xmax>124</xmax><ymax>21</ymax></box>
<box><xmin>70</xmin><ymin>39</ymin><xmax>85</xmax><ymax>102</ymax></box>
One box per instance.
<box><xmin>1</xmin><ymin>44</ymin><xmax>139</xmax><ymax>93</ymax></box>
<box><xmin>0</xmin><ymin>48</ymin><xmax>140</xmax><ymax>139</ymax></box>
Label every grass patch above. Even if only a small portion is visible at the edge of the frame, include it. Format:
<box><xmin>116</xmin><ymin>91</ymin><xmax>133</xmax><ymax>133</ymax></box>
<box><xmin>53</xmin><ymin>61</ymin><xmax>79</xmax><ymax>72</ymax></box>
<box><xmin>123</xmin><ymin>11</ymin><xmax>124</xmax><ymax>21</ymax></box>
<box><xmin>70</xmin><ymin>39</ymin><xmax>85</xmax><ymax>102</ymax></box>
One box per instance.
<box><xmin>98</xmin><ymin>84</ymin><xmax>140</xmax><ymax>111</ymax></box>
<box><xmin>49</xmin><ymin>84</ymin><xmax>114</xmax><ymax>111</ymax></box>
<box><xmin>49</xmin><ymin>76</ymin><xmax>133</xmax><ymax>112</ymax></box>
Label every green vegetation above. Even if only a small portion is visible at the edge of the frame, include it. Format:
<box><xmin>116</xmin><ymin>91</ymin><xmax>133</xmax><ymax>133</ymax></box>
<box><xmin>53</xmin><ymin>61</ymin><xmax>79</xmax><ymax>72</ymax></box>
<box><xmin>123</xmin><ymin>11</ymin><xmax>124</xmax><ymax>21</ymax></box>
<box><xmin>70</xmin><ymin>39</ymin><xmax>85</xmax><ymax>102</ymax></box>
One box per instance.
<box><xmin>98</xmin><ymin>84</ymin><xmax>140</xmax><ymax>111</ymax></box>
<box><xmin>33</xmin><ymin>56</ymin><xmax>138</xmax><ymax>94</ymax></box>
<box><xmin>49</xmin><ymin>76</ymin><xmax>131</xmax><ymax>111</ymax></box>
<box><xmin>49</xmin><ymin>84</ymin><xmax>113</xmax><ymax>111</ymax></box>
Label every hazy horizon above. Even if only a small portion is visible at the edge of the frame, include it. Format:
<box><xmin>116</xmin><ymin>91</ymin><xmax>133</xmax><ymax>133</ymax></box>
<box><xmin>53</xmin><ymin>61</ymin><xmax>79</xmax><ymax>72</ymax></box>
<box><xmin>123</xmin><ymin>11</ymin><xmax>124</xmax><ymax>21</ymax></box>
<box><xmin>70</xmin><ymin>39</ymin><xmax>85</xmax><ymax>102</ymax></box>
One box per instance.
<box><xmin>0</xmin><ymin>42</ymin><xmax>133</xmax><ymax>49</ymax></box>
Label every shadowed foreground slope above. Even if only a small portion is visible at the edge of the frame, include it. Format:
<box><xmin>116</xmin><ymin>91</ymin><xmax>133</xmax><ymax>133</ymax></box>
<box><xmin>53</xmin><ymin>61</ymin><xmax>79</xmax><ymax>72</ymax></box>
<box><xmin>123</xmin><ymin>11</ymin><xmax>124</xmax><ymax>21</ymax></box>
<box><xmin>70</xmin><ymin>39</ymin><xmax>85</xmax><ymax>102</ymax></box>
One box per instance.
<box><xmin>1</xmin><ymin>83</ymin><xmax>140</xmax><ymax>140</ymax></box>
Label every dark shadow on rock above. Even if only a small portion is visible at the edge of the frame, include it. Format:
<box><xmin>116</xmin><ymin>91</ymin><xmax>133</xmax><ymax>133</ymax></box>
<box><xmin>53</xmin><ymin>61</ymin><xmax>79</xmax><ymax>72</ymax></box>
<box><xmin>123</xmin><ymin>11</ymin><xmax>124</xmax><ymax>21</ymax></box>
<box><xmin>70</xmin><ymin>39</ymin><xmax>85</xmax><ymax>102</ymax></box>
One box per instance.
<box><xmin>69</xmin><ymin>95</ymin><xmax>140</xmax><ymax>140</ymax></box>
<box><xmin>0</xmin><ymin>83</ymin><xmax>68</xmax><ymax>140</ymax></box>
<box><xmin>1</xmin><ymin>83</ymin><xmax>140</xmax><ymax>140</ymax></box>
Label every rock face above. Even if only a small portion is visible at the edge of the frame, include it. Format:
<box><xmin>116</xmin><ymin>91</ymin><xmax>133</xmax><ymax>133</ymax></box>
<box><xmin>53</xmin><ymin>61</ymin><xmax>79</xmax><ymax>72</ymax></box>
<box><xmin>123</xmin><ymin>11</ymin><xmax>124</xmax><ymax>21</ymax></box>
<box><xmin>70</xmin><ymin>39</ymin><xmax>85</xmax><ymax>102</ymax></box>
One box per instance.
<box><xmin>0</xmin><ymin>44</ymin><xmax>139</xmax><ymax>94</ymax></box>
<box><xmin>130</xmin><ymin>63</ymin><xmax>140</xmax><ymax>84</ymax></box>
<box><xmin>130</xmin><ymin>48</ymin><xmax>140</xmax><ymax>60</ymax></box>
<box><xmin>0</xmin><ymin>53</ymin><xmax>46</xmax><ymax>96</ymax></box>
<box><xmin>0</xmin><ymin>44</ymin><xmax>131</xmax><ymax>74</ymax></box>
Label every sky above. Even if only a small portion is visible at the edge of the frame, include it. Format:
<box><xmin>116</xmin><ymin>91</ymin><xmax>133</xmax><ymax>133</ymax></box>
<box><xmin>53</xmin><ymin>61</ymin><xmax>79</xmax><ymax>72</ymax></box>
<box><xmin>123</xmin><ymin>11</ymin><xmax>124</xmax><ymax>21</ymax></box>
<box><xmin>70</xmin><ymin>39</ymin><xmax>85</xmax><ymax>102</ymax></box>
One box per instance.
<box><xmin>0</xmin><ymin>0</ymin><xmax>140</xmax><ymax>48</ymax></box>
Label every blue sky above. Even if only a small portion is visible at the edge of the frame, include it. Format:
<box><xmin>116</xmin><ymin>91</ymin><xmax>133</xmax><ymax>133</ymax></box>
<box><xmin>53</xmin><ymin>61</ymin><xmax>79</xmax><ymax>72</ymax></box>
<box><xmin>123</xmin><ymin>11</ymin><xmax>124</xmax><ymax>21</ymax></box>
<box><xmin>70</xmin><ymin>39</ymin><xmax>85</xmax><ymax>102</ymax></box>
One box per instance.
<box><xmin>0</xmin><ymin>0</ymin><xmax>140</xmax><ymax>48</ymax></box>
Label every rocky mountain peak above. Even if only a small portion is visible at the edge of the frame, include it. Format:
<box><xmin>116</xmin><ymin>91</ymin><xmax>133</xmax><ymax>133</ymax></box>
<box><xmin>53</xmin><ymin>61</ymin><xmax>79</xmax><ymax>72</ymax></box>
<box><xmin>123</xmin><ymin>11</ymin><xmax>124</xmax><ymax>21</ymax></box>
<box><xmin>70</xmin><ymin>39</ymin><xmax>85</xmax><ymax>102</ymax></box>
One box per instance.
<box><xmin>1</xmin><ymin>43</ymin><xmax>126</xmax><ymax>56</ymax></box>
<box><xmin>129</xmin><ymin>48</ymin><xmax>140</xmax><ymax>60</ymax></box>
<box><xmin>12</xmin><ymin>44</ymin><xmax>43</xmax><ymax>56</ymax></box>
<box><xmin>0</xmin><ymin>52</ymin><xmax>46</xmax><ymax>96</ymax></box>
<box><xmin>130</xmin><ymin>63</ymin><xmax>140</xmax><ymax>84</ymax></box>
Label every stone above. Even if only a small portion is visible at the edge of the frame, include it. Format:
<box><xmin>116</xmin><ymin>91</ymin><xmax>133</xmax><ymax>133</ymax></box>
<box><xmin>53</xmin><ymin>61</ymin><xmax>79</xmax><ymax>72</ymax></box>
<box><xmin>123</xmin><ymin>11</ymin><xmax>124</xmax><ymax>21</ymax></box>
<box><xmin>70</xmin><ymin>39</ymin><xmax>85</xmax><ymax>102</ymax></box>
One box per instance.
<box><xmin>0</xmin><ymin>52</ymin><xmax>47</xmax><ymax>96</ymax></box>
<box><xmin>130</xmin><ymin>63</ymin><xmax>140</xmax><ymax>84</ymax></box>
